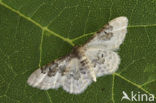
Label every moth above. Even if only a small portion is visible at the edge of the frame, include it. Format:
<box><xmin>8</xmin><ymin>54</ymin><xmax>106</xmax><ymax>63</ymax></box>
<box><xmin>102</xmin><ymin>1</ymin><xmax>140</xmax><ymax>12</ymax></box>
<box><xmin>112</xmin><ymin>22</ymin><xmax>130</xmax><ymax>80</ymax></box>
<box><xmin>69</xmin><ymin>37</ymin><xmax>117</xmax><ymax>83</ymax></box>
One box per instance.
<box><xmin>27</xmin><ymin>16</ymin><xmax>128</xmax><ymax>94</ymax></box>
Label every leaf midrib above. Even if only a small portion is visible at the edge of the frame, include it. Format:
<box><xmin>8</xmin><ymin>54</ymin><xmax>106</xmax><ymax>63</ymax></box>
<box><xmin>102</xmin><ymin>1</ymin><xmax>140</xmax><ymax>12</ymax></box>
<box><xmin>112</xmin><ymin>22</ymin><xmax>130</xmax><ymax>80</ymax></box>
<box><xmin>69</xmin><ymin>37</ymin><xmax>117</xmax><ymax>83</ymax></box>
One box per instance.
<box><xmin>0</xmin><ymin>1</ymin><xmax>156</xmax><ymax>44</ymax></box>
<box><xmin>0</xmin><ymin>1</ymin><xmax>74</xmax><ymax>46</ymax></box>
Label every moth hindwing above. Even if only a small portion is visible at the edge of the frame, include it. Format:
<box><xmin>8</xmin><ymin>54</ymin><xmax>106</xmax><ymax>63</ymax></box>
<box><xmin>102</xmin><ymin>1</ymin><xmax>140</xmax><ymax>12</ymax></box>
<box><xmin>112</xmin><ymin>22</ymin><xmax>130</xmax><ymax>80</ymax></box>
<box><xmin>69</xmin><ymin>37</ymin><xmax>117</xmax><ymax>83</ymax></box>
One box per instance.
<box><xmin>27</xmin><ymin>16</ymin><xmax>128</xmax><ymax>94</ymax></box>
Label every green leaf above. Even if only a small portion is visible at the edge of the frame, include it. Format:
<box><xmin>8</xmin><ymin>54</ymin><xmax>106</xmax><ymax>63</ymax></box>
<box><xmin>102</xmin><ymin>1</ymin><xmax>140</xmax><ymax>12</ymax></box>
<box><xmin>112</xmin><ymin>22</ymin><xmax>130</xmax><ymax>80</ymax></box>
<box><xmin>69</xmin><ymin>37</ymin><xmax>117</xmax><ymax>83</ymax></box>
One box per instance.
<box><xmin>0</xmin><ymin>0</ymin><xmax>156</xmax><ymax>103</ymax></box>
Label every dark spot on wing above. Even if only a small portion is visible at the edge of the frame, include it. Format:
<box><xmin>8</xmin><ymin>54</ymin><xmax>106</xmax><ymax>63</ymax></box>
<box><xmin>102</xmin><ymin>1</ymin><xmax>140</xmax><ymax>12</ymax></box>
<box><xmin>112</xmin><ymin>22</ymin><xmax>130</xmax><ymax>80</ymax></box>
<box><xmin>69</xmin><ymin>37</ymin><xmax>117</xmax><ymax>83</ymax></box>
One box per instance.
<box><xmin>70</xmin><ymin>46</ymin><xmax>81</xmax><ymax>58</ymax></box>
<box><xmin>48</xmin><ymin>67</ymin><xmax>57</xmax><ymax>77</ymax></box>
<box><xmin>99</xmin><ymin>32</ymin><xmax>113</xmax><ymax>40</ymax></box>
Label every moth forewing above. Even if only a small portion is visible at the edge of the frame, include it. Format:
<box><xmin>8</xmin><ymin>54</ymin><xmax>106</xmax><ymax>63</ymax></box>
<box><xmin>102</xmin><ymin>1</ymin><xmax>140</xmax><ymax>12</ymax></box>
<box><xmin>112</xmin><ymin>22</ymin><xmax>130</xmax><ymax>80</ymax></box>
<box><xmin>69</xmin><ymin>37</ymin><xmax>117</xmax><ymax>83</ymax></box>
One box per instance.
<box><xmin>27</xmin><ymin>16</ymin><xmax>128</xmax><ymax>94</ymax></box>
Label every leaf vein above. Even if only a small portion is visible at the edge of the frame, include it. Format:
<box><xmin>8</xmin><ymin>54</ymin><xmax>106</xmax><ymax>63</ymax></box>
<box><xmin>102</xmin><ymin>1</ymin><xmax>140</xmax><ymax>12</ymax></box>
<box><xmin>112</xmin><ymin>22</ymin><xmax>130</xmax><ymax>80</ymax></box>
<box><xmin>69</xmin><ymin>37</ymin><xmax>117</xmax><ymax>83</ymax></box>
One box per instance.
<box><xmin>112</xmin><ymin>74</ymin><xmax>115</xmax><ymax>103</ymax></box>
<box><xmin>45</xmin><ymin>91</ymin><xmax>53</xmax><ymax>103</ymax></box>
<box><xmin>71</xmin><ymin>24</ymin><xmax>156</xmax><ymax>42</ymax></box>
<box><xmin>141</xmin><ymin>79</ymin><xmax>156</xmax><ymax>87</ymax></box>
<box><xmin>108</xmin><ymin>0</ymin><xmax>113</xmax><ymax>20</ymax></box>
<box><xmin>114</xmin><ymin>73</ymin><xmax>156</xmax><ymax>99</ymax></box>
<box><xmin>47</xmin><ymin>7</ymin><xmax>66</xmax><ymax>27</ymax></box>
<box><xmin>71</xmin><ymin>32</ymin><xmax>95</xmax><ymax>41</ymax></box>
<box><xmin>129</xmin><ymin>0</ymin><xmax>138</xmax><ymax>23</ymax></box>
<box><xmin>128</xmin><ymin>24</ymin><xmax>156</xmax><ymax>28</ymax></box>
<box><xmin>39</xmin><ymin>30</ymin><xmax>44</xmax><ymax>68</ymax></box>
<box><xmin>83</xmin><ymin>7</ymin><xmax>91</xmax><ymax>34</ymax></box>
<box><xmin>0</xmin><ymin>1</ymin><xmax>74</xmax><ymax>46</ymax></box>
<box><xmin>144</xmin><ymin>27</ymin><xmax>151</xmax><ymax>46</ymax></box>
<box><xmin>118</xmin><ymin>57</ymin><xmax>145</xmax><ymax>74</ymax></box>
<box><xmin>30</xmin><ymin>2</ymin><xmax>45</xmax><ymax>18</ymax></box>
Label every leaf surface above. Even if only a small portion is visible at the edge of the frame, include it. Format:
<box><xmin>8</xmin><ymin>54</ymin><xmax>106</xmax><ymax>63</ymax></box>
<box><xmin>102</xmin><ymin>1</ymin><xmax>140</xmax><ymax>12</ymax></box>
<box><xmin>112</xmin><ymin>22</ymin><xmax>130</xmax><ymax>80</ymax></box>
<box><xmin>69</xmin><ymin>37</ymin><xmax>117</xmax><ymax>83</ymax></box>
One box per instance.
<box><xmin>0</xmin><ymin>0</ymin><xmax>156</xmax><ymax>103</ymax></box>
